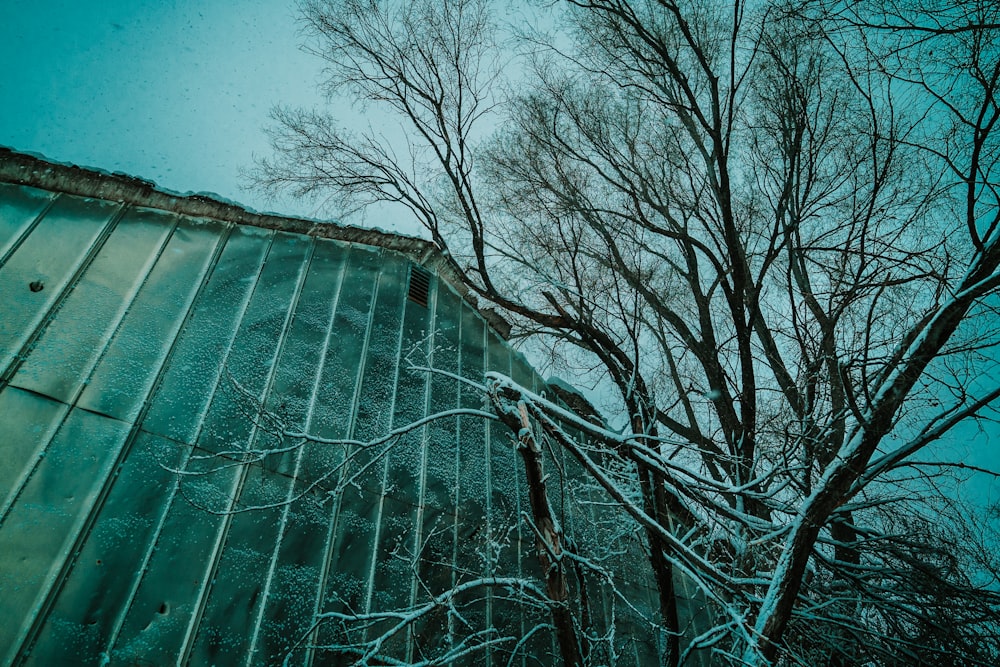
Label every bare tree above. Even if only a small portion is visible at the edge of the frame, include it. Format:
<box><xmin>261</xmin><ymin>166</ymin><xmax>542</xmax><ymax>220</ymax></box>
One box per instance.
<box><xmin>177</xmin><ymin>365</ymin><xmax>657</xmax><ymax>666</ymax></box>
<box><xmin>252</xmin><ymin>0</ymin><xmax>1000</xmax><ymax>664</ymax></box>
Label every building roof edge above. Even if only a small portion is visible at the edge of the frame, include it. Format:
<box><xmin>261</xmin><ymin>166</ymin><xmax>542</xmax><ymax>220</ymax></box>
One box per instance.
<box><xmin>0</xmin><ymin>147</ymin><xmax>514</xmax><ymax>339</ymax></box>
<box><xmin>0</xmin><ymin>147</ymin><xmax>437</xmax><ymax>254</ymax></box>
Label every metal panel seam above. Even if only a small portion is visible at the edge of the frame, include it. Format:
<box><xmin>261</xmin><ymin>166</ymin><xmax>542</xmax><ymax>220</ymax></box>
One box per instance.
<box><xmin>12</xmin><ymin>276</ymin><xmax>184</xmax><ymax>663</ymax></box>
<box><xmin>359</xmin><ymin>256</ymin><xmax>408</xmax><ymax>621</ymax></box>
<box><xmin>100</xmin><ymin>225</ymin><xmax>271</xmax><ymax>658</ymax></box>
<box><xmin>0</xmin><ymin>198</ymin><xmax>126</xmax><ymax>386</ymax></box>
<box><xmin>244</xmin><ymin>240</ymin><xmax>349</xmax><ymax>666</ymax></box>
<box><xmin>0</xmin><ymin>200</ymin><xmax>128</xmax><ymax>529</ymax></box>
<box><xmin>405</xmin><ymin>269</ymin><xmax>439</xmax><ymax>663</ymax></box>
<box><xmin>180</xmin><ymin>235</ymin><xmax>318</xmax><ymax>667</ymax></box>
<box><xmin>447</xmin><ymin>298</ymin><xmax>466</xmax><ymax>652</ymax></box>
<box><xmin>0</xmin><ymin>193</ymin><xmax>56</xmax><ymax>267</ymax></box>
<box><xmin>305</xmin><ymin>248</ymin><xmax>384</xmax><ymax>664</ymax></box>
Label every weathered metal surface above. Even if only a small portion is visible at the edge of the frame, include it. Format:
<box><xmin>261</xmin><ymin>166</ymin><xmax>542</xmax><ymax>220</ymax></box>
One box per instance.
<box><xmin>0</xmin><ymin>158</ymin><xmax>662</xmax><ymax>666</ymax></box>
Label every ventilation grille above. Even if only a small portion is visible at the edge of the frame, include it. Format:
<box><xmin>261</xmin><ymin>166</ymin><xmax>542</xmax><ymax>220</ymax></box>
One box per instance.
<box><xmin>408</xmin><ymin>265</ymin><xmax>432</xmax><ymax>307</ymax></box>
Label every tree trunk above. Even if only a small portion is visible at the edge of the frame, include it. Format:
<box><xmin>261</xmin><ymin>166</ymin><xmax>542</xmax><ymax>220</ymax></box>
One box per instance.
<box><xmin>491</xmin><ymin>394</ymin><xmax>583</xmax><ymax>667</ymax></box>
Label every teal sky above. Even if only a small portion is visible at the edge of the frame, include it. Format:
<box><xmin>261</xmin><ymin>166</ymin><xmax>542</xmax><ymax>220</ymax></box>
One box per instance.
<box><xmin>0</xmin><ymin>0</ymin><xmax>415</xmax><ymax>228</ymax></box>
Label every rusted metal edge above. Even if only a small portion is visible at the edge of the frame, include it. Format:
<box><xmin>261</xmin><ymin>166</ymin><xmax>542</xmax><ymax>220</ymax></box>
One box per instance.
<box><xmin>0</xmin><ymin>147</ymin><xmax>513</xmax><ymax>338</ymax></box>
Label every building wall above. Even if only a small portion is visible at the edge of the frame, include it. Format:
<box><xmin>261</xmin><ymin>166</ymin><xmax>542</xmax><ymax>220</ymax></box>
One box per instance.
<box><xmin>0</xmin><ymin>178</ymin><xmax>661</xmax><ymax>666</ymax></box>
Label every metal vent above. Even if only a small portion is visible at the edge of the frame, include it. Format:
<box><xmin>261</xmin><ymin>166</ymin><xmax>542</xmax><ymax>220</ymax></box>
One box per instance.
<box><xmin>408</xmin><ymin>265</ymin><xmax>432</xmax><ymax>307</ymax></box>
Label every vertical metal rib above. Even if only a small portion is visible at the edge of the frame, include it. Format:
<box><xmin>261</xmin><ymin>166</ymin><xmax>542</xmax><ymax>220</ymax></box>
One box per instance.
<box><xmin>405</xmin><ymin>268</ymin><xmax>438</xmax><ymax>663</ymax></box>
<box><xmin>11</xmin><ymin>208</ymin><xmax>182</xmax><ymax>665</ymax></box>
<box><xmin>245</xmin><ymin>241</ymin><xmax>347</xmax><ymax>666</ymax></box>
<box><xmin>180</xmin><ymin>235</ymin><xmax>316</xmax><ymax>665</ymax></box>
<box><xmin>0</xmin><ymin>197</ymin><xmax>125</xmax><ymax>387</ymax></box>
<box><xmin>101</xmin><ymin>226</ymin><xmax>272</xmax><ymax>658</ymax></box>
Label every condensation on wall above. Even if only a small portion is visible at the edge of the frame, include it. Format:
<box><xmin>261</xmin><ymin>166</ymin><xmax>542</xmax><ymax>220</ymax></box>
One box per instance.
<box><xmin>0</xmin><ymin>178</ymin><xmax>667</xmax><ymax>666</ymax></box>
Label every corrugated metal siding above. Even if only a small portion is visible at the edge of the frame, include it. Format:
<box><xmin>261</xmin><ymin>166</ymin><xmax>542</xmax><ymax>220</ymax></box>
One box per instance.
<box><xmin>0</xmin><ymin>181</ymin><xmax>663</xmax><ymax>666</ymax></box>
<box><xmin>0</xmin><ymin>182</ymin><xmax>515</xmax><ymax>665</ymax></box>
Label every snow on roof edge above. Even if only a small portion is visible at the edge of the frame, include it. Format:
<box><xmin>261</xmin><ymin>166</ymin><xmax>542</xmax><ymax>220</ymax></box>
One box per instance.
<box><xmin>0</xmin><ymin>146</ymin><xmax>431</xmax><ymax>247</ymax></box>
<box><xmin>0</xmin><ymin>146</ymin><xmax>515</xmax><ymax>339</ymax></box>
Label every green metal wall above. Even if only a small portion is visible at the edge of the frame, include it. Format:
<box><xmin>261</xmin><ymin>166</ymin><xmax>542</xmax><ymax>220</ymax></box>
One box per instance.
<box><xmin>0</xmin><ymin>181</ymin><xmax>661</xmax><ymax>666</ymax></box>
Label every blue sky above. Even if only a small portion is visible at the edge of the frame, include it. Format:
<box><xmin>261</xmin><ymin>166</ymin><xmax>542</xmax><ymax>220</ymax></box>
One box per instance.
<box><xmin>0</xmin><ymin>0</ymin><xmax>419</xmax><ymax>228</ymax></box>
